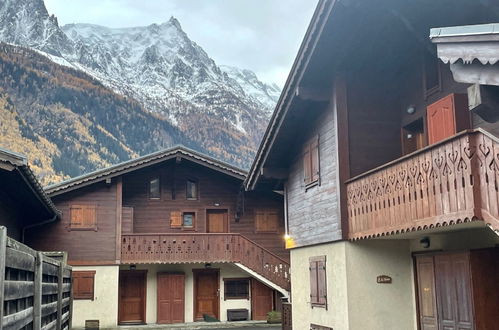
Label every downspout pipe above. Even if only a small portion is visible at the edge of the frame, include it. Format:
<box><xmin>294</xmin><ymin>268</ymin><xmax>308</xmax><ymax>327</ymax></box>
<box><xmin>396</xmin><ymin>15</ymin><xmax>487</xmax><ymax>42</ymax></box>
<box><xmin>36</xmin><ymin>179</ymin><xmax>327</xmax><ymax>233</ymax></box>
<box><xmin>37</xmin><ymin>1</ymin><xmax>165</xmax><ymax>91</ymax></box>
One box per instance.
<box><xmin>22</xmin><ymin>214</ymin><xmax>58</xmax><ymax>243</ymax></box>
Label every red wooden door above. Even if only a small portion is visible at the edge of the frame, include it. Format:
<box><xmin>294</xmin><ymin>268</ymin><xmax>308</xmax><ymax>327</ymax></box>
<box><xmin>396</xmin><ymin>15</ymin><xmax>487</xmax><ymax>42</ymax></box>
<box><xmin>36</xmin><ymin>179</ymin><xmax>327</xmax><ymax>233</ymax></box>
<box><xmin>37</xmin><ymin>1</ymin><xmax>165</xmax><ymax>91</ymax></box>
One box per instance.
<box><xmin>427</xmin><ymin>94</ymin><xmax>456</xmax><ymax>144</ymax></box>
<box><xmin>251</xmin><ymin>279</ymin><xmax>273</xmax><ymax>320</ymax></box>
<box><xmin>207</xmin><ymin>210</ymin><xmax>228</xmax><ymax>233</ymax></box>
<box><xmin>194</xmin><ymin>270</ymin><xmax>219</xmax><ymax>321</ymax></box>
<box><xmin>416</xmin><ymin>256</ymin><xmax>438</xmax><ymax>330</ymax></box>
<box><xmin>157</xmin><ymin>273</ymin><xmax>185</xmax><ymax>324</ymax></box>
<box><xmin>434</xmin><ymin>253</ymin><xmax>474</xmax><ymax>330</ymax></box>
<box><xmin>118</xmin><ymin>270</ymin><xmax>147</xmax><ymax>324</ymax></box>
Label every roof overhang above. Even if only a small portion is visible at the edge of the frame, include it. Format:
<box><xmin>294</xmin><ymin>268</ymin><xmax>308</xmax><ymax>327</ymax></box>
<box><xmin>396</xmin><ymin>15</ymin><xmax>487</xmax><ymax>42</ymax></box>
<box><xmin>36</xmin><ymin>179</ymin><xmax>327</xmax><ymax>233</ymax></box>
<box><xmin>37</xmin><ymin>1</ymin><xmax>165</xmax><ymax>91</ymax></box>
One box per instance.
<box><xmin>0</xmin><ymin>148</ymin><xmax>59</xmax><ymax>222</ymax></box>
<box><xmin>431</xmin><ymin>23</ymin><xmax>499</xmax><ymax>86</ymax></box>
<box><xmin>245</xmin><ymin>0</ymin><xmax>337</xmax><ymax>191</ymax></box>
<box><xmin>46</xmin><ymin>146</ymin><xmax>247</xmax><ymax>196</ymax></box>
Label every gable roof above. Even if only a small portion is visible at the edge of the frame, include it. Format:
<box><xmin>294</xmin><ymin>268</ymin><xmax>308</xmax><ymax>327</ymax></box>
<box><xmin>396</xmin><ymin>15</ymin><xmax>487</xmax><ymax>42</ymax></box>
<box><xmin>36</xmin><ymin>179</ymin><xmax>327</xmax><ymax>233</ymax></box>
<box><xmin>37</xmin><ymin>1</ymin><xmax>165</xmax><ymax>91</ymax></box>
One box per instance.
<box><xmin>0</xmin><ymin>147</ymin><xmax>59</xmax><ymax>220</ymax></box>
<box><xmin>244</xmin><ymin>0</ymin><xmax>335</xmax><ymax>190</ymax></box>
<box><xmin>45</xmin><ymin>145</ymin><xmax>247</xmax><ymax>196</ymax></box>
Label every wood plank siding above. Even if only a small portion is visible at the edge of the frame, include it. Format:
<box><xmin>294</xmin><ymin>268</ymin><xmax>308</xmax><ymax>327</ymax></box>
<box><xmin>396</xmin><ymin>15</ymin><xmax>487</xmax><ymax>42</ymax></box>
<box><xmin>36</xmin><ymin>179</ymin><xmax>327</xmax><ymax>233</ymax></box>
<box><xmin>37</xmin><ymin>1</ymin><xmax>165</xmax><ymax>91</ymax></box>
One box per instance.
<box><xmin>26</xmin><ymin>181</ymin><xmax>118</xmax><ymax>263</ymax></box>
<box><xmin>122</xmin><ymin>160</ymin><xmax>287</xmax><ymax>261</ymax></box>
<box><xmin>286</xmin><ymin>100</ymin><xmax>342</xmax><ymax>247</ymax></box>
<box><xmin>26</xmin><ymin>158</ymin><xmax>287</xmax><ymax>264</ymax></box>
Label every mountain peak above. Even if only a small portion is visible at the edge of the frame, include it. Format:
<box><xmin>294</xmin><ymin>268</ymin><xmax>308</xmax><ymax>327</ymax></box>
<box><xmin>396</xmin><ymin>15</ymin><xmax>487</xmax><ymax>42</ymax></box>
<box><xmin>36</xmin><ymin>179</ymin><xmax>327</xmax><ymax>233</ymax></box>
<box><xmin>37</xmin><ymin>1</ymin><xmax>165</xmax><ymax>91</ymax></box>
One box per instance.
<box><xmin>167</xmin><ymin>16</ymin><xmax>182</xmax><ymax>30</ymax></box>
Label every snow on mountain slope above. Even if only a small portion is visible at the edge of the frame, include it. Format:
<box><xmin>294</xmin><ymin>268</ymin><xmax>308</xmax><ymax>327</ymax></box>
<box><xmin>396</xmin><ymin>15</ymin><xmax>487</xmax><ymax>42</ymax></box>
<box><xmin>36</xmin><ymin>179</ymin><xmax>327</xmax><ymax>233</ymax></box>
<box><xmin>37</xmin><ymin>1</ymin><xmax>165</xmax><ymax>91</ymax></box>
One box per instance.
<box><xmin>0</xmin><ymin>0</ymin><xmax>281</xmax><ymax>171</ymax></box>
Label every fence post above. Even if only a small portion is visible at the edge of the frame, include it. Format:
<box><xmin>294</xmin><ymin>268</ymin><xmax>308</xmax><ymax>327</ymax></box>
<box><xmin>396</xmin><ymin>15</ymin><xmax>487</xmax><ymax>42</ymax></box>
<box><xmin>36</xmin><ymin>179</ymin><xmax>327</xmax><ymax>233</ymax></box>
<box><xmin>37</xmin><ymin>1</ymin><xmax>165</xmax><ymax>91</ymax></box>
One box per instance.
<box><xmin>57</xmin><ymin>262</ymin><xmax>63</xmax><ymax>330</ymax></box>
<box><xmin>0</xmin><ymin>227</ymin><xmax>7</xmax><ymax>330</ymax></box>
<box><xmin>34</xmin><ymin>252</ymin><xmax>43</xmax><ymax>330</ymax></box>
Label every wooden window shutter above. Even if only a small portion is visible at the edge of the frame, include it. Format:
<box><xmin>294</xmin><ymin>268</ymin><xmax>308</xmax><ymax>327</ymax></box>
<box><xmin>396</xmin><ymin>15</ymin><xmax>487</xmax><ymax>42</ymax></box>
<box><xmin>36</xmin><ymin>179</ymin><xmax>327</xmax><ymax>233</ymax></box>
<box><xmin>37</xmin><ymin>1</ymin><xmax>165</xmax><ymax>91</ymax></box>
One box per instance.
<box><xmin>311</xmin><ymin>136</ymin><xmax>320</xmax><ymax>182</ymax></box>
<box><xmin>310</xmin><ymin>256</ymin><xmax>326</xmax><ymax>307</ymax></box>
<box><xmin>170</xmin><ymin>211</ymin><xmax>182</xmax><ymax>228</ymax></box>
<box><xmin>266</xmin><ymin>210</ymin><xmax>279</xmax><ymax>232</ymax></box>
<box><xmin>70</xmin><ymin>205</ymin><xmax>96</xmax><ymax>230</ymax></box>
<box><xmin>303</xmin><ymin>145</ymin><xmax>311</xmax><ymax>184</ymax></box>
<box><xmin>255</xmin><ymin>210</ymin><xmax>266</xmax><ymax>232</ymax></box>
<box><xmin>73</xmin><ymin>271</ymin><xmax>95</xmax><ymax>300</ymax></box>
<box><xmin>70</xmin><ymin>206</ymin><xmax>84</xmax><ymax>227</ymax></box>
<box><xmin>309</xmin><ymin>259</ymin><xmax>319</xmax><ymax>304</ymax></box>
<box><xmin>317</xmin><ymin>258</ymin><xmax>327</xmax><ymax>305</ymax></box>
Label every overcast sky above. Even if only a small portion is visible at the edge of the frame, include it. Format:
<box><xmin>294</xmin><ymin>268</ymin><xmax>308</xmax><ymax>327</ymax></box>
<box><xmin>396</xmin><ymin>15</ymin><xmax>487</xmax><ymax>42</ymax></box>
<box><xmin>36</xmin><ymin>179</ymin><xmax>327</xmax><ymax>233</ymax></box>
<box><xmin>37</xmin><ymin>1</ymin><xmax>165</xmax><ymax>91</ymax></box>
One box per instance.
<box><xmin>44</xmin><ymin>0</ymin><xmax>318</xmax><ymax>87</ymax></box>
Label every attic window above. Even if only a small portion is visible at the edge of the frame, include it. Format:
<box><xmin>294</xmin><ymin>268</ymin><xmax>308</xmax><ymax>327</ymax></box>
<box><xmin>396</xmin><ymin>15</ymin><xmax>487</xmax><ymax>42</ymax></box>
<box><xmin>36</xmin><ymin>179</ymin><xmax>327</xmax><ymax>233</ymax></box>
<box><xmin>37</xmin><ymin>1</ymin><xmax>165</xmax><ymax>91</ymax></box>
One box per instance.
<box><xmin>423</xmin><ymin>47</ymin><xmax>442</xmax><ymax>99</ymax></box>
<box><xmin>186</xmin><ymin>179</ymin><xmax>198</xmax><ymax>200</ymax></box>
<box><xmin>149</xmin><ymin>177</ymin><xmax>160</xmax><ymax>199</ymax></box>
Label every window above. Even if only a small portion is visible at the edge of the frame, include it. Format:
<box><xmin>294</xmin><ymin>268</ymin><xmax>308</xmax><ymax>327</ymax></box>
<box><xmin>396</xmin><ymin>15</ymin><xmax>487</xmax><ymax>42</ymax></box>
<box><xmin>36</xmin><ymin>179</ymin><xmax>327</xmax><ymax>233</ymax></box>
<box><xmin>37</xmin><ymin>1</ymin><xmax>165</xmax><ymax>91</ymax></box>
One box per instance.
<box><xmin>255</xmin><ymin>209</ymin><xmax>279</xmax><ymax>233</ymax></box>
<box><xmin>224</xmin><ymin>278</ymin><xmax>249</xmax><ymax>300</ymax></box>
<box><xmin>423</xmin><ymin>47</ymin><xmax>441</xmax><ymax>99</ymax></box>
<box><xmin>304</xmin><ymin>136</ymin><xmax>320</xmax><ymax>187</ymax></box>
<box><xmin>309</xmin><ymin>256</ymin><xmax>327</xmax><ymax>308</ymax></box>
<box><xmin>149</xmin><ymin>177</ymin><xmax>160</xmax><ymax>199</ymax></box>
<box><xmin>186</xmin><ymin>179</ymin><xmax>198</xmax><ymax>200</ymax></box>
<box><xmin>70</xmin><ymin>205</ymin><xmax>97</xmax><ymax>230</ymax></box>
<box><xmin>72</xmin><ymin>271</ymin><xmax>95</xmax><ymax>300</ymax></box>
<box><xmin>182</xmin><ymin>212</ymin><xmax>195</xmax><ymax>229</ymax></box>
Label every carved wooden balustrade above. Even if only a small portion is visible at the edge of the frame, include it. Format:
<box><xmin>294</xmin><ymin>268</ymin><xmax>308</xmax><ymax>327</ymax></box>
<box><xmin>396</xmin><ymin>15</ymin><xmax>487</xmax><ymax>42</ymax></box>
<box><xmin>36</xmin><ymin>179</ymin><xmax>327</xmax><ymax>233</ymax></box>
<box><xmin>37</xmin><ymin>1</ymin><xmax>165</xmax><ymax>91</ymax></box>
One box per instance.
<box><xmin>346</xmin><ymin>129</ymin><xmax>499</xmax><ymax>240</ymax></box>
<box><xmin>121</xmin><ymin>233</ymin><xmax>290</xmax><ymax>290</ymax></box>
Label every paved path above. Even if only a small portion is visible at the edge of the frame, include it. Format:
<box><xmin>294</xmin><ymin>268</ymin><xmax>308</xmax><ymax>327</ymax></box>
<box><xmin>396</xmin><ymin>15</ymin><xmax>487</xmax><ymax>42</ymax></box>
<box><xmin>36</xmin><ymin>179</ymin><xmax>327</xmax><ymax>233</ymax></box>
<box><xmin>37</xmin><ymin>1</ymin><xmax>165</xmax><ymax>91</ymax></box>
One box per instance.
<box><xmin>115</xmin><ymin>321</ymin><xmax>280</xmax><ymax>330</ymax></box>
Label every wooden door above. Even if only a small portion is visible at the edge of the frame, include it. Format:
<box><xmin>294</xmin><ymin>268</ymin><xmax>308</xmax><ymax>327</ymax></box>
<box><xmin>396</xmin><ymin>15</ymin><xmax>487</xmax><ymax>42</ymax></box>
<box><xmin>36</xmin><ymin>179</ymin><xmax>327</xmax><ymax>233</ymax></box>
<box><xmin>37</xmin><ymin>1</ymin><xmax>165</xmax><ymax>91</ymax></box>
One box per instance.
<box><xmin>434</xmin><ymin>253</ymin><xmax>474</xmax><ymax>330</ymax></box>
<box><xmin>415</xmin><ymin>253</ymin><xmax>474</xmax><ymax>330</ymax></box>
<box><xmin>427</xmin><ymin>94</ymin><xmax>456</xmax><ymax>144</ymax></box>
<box><xmin>416</xmin><ymin>256</ymin><xmax>438</xmax><ymax>330</ymax></box>
<box><xmin>157</xmin><ymin>273</ymin><xmax>185</xmax><ymax>324</ymax></box>
<box><xmin>207</xmin><ymin>210</ymin><xmax>228</xmax><ymax>233</ymax></box>
<box><xmin>251</xmin><ymin>279</ymin><xmax>273</xmax><ymax>320</ymax></box>
<box><xmin>194</xmin><ymin>270</ymin><xmax>219</xmax><ymax>321</ymax></box>
<box><xmin>118</xmin><ymin>270</ymin><xmax>147</xmax><ymax>324</ymax></box>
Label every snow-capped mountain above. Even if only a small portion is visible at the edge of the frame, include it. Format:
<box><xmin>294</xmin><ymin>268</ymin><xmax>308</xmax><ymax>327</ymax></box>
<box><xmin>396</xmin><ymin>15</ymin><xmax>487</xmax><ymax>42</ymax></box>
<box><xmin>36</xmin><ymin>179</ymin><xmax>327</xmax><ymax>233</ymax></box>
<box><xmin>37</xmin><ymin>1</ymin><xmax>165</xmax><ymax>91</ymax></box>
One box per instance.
<box><xmin>0</xmin><ymin>0</ymin><xmax>280</xmax><ymax>176</ymax></box>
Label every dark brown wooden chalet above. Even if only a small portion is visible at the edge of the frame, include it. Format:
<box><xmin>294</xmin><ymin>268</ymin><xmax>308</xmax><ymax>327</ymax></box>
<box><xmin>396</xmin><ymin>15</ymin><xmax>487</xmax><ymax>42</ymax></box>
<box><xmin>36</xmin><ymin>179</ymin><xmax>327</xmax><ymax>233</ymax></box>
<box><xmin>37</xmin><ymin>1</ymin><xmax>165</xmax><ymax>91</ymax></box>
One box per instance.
<box><xmin>26</xmin><ymin>145</ymin><xmax>289</xmax><ymax>326</ymax></box>
<box><xmin>245</xmin><ymin>1</ymin><xmax>499</xmax><ymax>329</ymax></box>
<box><xmin>0</xmin><ymin>147</ymin><xmax>72</xmax><ymax>329</ymax></box>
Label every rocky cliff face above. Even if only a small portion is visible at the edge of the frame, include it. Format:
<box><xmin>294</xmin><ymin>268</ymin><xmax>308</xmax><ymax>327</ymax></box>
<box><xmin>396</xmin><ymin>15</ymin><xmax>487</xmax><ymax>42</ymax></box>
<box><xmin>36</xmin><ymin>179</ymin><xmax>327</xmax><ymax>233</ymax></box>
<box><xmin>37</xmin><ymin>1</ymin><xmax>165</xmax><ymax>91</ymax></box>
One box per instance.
<box><xmin>0</xmin><ymin>0</ymin><xmax>280</xmax><ymax>182</ymax></box>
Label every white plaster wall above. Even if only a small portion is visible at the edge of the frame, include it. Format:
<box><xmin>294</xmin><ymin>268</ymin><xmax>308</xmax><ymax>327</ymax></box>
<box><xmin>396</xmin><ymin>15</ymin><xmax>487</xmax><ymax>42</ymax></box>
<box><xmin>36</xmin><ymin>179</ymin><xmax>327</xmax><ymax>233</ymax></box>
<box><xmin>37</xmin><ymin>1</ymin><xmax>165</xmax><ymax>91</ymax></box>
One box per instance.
<box><xmin>72</xmin><ymin>265</ymin><xmax>119</xmax><ymax>329</ymax></box>
<box><xmin>122</xmin><ymin>262</ymin><xmax>253</xmax><ymax>324</ymax></box>
<box><xmin>290</xmin><ymin>242</ymin><xmax>349</xmax><ymax>330</ymax></box>
<box><xmin>345</xmin><ymin>240</ymin><xmax>417</xmax><ymax>330</ymax></box>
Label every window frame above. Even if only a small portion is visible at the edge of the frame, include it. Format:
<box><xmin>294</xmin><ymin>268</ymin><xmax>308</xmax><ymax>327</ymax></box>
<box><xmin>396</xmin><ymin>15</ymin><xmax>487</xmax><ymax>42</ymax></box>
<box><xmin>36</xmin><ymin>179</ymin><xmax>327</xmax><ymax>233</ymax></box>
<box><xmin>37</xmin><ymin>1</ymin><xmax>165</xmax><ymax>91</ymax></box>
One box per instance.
<box><xmin>148</xmin><ymin>176</ymin><xmax>161</xmax><ymax>200</ymax></box>
<box><xmin>69</xmin><ymin>204</ymin><xmax>97</xmax><ymax>231</ymax></box>
<box><xmin>223</xmin><ymin>278</ymin><xmax>250</xmax><ymax>300</ymax></box>
<box><xmin>181</xmin><ymin>211</ymin><xmax>196</xmax><ymax>230</ymax></box>
<box><xmin>186</xmin><ymin>178</ymin><xmax>199</xmax><ymax>200</ymax></box>
<box><xmin>309</xmin><ymin>255</ymin><xmax>327</xmax><ymax>309</ymax></box>
<box><xmin>72</xmin><ymin>270</ymin><xmax>96</xmax><ymax>300</ymax></box>
<box><xmin>422</xmin><ymin>47</ymin><xmax>442</xmax><ymax>100</ymax></box>
<box><xmin>304</xmin><ymin>135</ymin><xmax>320</xmax><ymax>189</ymax></box>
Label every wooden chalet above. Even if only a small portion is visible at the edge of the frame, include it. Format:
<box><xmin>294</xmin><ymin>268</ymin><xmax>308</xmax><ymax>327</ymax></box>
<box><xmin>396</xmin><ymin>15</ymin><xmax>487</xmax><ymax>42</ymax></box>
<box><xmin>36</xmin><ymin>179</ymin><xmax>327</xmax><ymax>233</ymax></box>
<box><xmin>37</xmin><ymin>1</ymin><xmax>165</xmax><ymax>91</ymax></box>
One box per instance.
<box><xmin>0</xmin><ymin>148</ymin><xmax>72</xmax><ymax>330</ymax></box>
<box><xmin>246</xmin><ymin>1</ymin><xmax>499</xmax><ymax>329</ymax></box>
<box><xmin>26</xmin><ymin>146</ymin><xmax>289</xmax><ymax>327</ymax></box>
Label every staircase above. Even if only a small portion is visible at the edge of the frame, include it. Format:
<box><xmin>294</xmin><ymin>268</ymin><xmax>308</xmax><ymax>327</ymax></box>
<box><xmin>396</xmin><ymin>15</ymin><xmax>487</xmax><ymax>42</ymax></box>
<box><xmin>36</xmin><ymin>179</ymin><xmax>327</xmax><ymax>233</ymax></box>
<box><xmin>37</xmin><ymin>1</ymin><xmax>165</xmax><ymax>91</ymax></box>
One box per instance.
<box><xmin>121</xmin><ymin>233</ymin><xmax>290</xmax><ymax>292</ymax></box>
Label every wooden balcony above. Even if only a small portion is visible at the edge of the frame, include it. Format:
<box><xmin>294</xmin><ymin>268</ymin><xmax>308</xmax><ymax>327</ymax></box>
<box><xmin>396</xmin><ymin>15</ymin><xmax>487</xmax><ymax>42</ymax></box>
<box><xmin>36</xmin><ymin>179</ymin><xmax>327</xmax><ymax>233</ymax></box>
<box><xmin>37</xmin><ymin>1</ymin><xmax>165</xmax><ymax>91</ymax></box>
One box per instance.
<box><xmin>346</xmin><ymin>129</ymin><xmax>499</xmax><ymax>240</ymax></box>
<box><xmin>121</xmin><ymin>233</ymin><xmax>290</xmax><ymax>291</ymax></box>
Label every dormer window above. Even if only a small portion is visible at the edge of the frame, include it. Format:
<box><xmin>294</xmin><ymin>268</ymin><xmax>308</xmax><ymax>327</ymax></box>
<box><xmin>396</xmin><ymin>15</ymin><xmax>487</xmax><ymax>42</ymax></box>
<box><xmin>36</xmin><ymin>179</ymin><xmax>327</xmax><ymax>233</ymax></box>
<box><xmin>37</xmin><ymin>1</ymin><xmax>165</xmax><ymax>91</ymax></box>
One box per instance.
<box><xmin>149</xmin><ymin>177</ymin><xmax>160</xmax><ymax>199</ymax></box>
<box><xmin>186</xmin><ymin>179</ymin><xmax>198</xmax><ymax>200</ymax></box>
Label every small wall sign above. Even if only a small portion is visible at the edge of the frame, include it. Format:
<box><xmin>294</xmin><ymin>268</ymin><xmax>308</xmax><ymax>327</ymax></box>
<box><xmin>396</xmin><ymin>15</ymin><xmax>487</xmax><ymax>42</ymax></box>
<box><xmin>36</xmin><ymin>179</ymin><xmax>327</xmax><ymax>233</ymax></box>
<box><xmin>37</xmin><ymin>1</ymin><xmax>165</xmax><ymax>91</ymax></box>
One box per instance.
<box><xmin>377</xmin><ymin>275</ymin><xmax>392</xmax><ymax>284</ymax></box>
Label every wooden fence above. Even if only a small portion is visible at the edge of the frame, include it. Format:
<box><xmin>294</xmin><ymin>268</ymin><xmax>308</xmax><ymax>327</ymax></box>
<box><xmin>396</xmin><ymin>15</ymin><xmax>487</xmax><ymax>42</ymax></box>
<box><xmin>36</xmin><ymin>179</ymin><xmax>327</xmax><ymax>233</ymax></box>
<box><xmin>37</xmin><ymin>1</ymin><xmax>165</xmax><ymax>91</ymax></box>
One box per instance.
<box><xmin>0</xmin><ymin>227</ymin><xmax>72</xmax><ymax>330</ymax></box>
<box><xmin>121</xmin><ymin>233</ymin><xmax>291</xmax><ymax>290</ymax></box>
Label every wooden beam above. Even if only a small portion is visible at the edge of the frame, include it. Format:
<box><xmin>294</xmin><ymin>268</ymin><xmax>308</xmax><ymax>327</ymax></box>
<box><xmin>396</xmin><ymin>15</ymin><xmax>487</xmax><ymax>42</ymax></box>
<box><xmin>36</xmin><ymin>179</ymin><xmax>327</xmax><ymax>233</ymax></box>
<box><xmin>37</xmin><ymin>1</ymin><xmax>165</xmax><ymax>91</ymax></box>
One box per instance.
<box><xmin>260</xmin><ymin>167</ymin><xmax>288</xmax><ymax>180</ymax></box>
<box><xmin>295</xmin><ymin>86</ymin><xmax>331</xmax><ymax>102</ymax></box>
<box><xmin>115</xmin><ymin>178</ymin><xmax>123</xmax><ymax>264</ymax></box>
